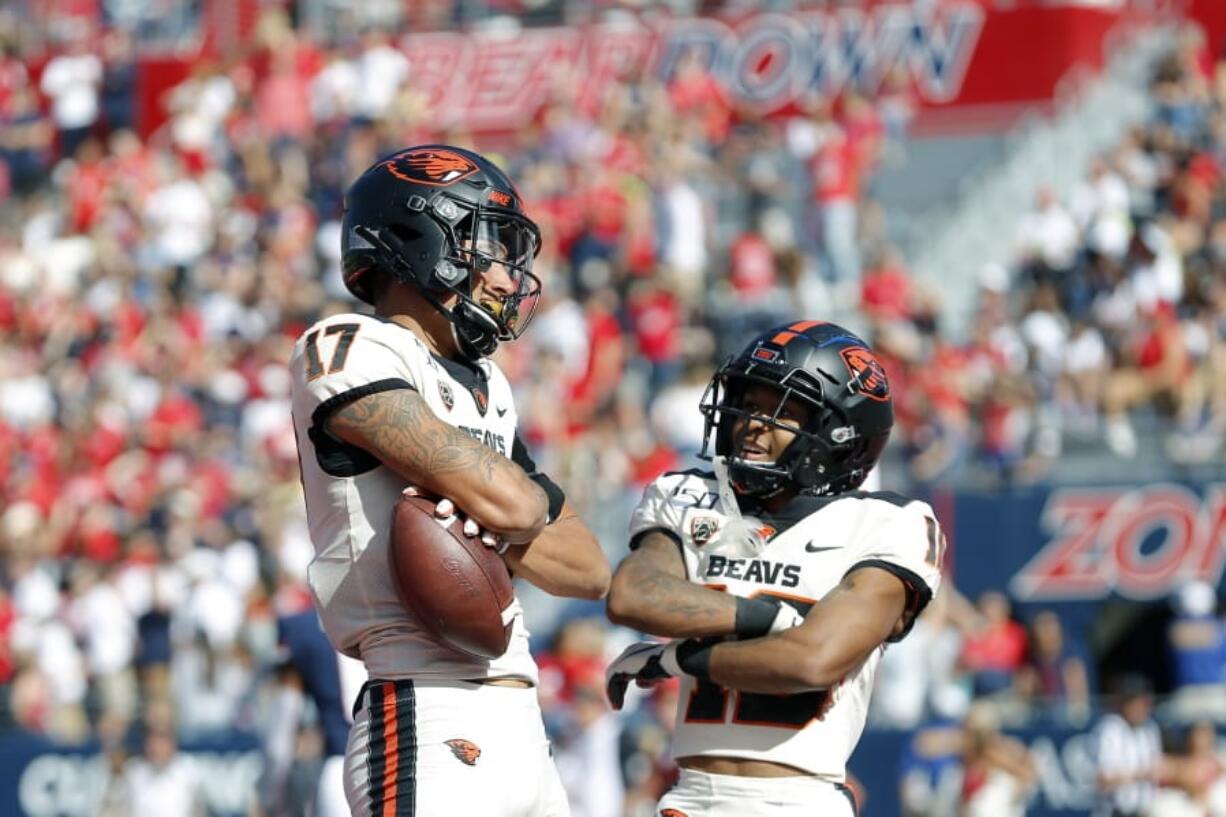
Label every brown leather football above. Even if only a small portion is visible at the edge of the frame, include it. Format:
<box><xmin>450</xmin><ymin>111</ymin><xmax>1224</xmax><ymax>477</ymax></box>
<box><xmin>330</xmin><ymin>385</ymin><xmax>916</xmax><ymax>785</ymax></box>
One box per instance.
<box><xmin>389</xmin><ymin>493</ymin><xmax>514</xmax><ymax>659</ymax></box>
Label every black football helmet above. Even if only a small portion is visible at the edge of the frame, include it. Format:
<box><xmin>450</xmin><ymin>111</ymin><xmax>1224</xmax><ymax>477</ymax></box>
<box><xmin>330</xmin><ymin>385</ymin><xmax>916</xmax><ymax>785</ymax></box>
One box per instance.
<box><xmin>341</xmin><ymin>145</ymin><xmax>542</xmax><ymax>359</ymax></box>
<box><xmin>699</xmin><ymin>321</ymin><xmax>894</xmax><ymax>498</ymax></box>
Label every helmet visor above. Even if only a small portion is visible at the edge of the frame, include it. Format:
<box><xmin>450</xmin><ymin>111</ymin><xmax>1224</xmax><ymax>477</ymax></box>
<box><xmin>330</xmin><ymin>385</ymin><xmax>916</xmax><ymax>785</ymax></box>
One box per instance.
<box><xmin>465</xmin><ymin>213</ymin><xmax>542</xmax><ymax>337</ymax></box>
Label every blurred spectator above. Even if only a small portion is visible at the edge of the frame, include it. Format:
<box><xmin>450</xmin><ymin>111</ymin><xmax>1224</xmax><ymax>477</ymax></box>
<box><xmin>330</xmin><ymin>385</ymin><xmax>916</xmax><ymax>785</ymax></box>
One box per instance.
<box><xmin>553</xmin><ymin>670</ymin><xmax>625</xmax><ymax>817</ymax></box>
<box><xmin>262</xmin><ymin>609</ymin><xmax>365</xmax><ymax>817</ymax></box>
<box><xmin>648</xmin><ymin>357</ymin><xmax>711</xmax><ymax>464</ymax></box>
<box><xmin>1016</xmin><ymin>610</ymin><xmax>1091</xmax><ymax>725</ymax></box>
<box><xmin>959</xmin><ymin>591</ymin><xmax>1029</xmax><ymax>701</ymax></box>
<box><xmin>1152</xmin><ymin>720</ymin><xmax>1226</xmax><ymax>817</ymax></box>
<box><xmin>537</xmin><ymin>616</ymin><xmax>608</xmax><ymax>713</ymax></box>
<box><xmin>810</xmin><ymin>120</ymin><xmax>860</xmax><ymax>295</ymax></box>
<box><xmin>139</xmin><ymin>153</ymin><xmax>214</xmax><ymax>269</ymax></box>
<box><xmin>95</xmin><ymin>711</ymin><xmax>133</xmax><ymax>817</ymax></box>
<box><xmin>898</xmin><ymin>705</ymin><xmax>965</xmax><ymax>817</ymax></box>
<box><xmin>310</xmin><ymin>44</ymin><xmax>361</xmax><ymax>125</ymax></box>
<box><xmin>872</xmin><ymin>584</ymin><xmax>974</xmax><ymax>730</ymax></box>
<box><xmin>257</xmin><ymin>49</ymin><xmax>314</xmax><ymax>146</ymax></box>
<box><xmin>1058</xmin><ymin>318</ymin><xmax>1111</xmax><ymax>441</ymax></box>
<box><xmin>163</xmin><ymin>61</ymin><xmax>236</xmax><ymax>169</ymax></box>
<box><xmin>122</xmin><ymin>716</ymin><xmax>206</xmax><ymax>817</ymax></box>
<box><xmin>354</xmin><ymin>27</ymin><xmax>410</xmax><ymax>122</ymax></box>
<box><xmin>1070</xmin><ymin>155</ymin><xmax>1133</xmax><ymax>261</ymax></box>
<box><xmin>666</xmin><ymin>46</ymin><xmax>731</xmax><ymax>145</ymax></box>
<box><xmin>1166</xmin><ymin>580</ymin><xmax>1226</xmax><ymax>721</ymax></box>
<box><xmin>860</xmin><ymin>244</ymin><xmax>916</xmax><ymax>330</ymax></box>
<box><xmin>39</xmin><ymin>33</ymin><xmax>102</xmax><ymax>160</ymax></box>
<box><xmin>626</xmin><ymin>276</ymin><xmax>683</xmax><ymax>400</ymax></box>
<box><xmin>0</xmin><ymin>85</ymin><xmax>53</xmax><ymax>196</ymax></box>
<box><xmin>1015</xmin><ymin>185</ymin><xmax>1080</xmax><ymax>289</ymax></box>
<box><xmin>98</xmin><ymin>28</ymin><xmax>136</xmax><ymax>135</ymax></box>
<box><xmin>1094</xmin><ymin>674</ymin><xmax>1167</xmax><ymax>817</ymax></box>
<box><xmin>1101</xmin><ymin>300</ymin><xmax>1197</xmax><ymax>459</ymax></box>
<box><xmin>66</xmin><ymin>562</ymin><xmax>137</xmax><ymax>721</ymax></box>
<box><xmin>960</xmin><ymin>703</ymin><xmax>1037</xmax><ymax>817</ymax></box>
<box><xmin>655</xmin><ymin>161</ymin><xmax>709</xmax><ymax>314</ymax></box>
<box><xmin>618</xmin><ymin>678</ymin><xmax>681</xmax><ymax>817</ymax></box>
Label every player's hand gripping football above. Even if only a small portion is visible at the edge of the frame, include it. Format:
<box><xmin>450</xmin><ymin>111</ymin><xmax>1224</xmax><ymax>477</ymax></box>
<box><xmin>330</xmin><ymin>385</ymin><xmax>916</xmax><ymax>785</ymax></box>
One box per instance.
<box><xmin>605</xmin><ymin>641</ymin><xmax>686</xmax><ymax>710</ymax></box>
<box><xmin>402</xmin><ymin>486</ymin><xmax>509</xmax><ymax>554</ymax></box>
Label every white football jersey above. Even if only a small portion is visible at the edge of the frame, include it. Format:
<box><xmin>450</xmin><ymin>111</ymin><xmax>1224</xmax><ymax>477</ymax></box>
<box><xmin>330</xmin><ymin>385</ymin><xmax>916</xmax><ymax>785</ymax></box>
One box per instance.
<box><xmin>289</xmin><ymin>313</ymin><xmax>537</xmax><ymax>683</ymax></box>
<box><xmin>629</xmin><ymin>469</ymin><xmax>944</xmax><ymax>780</ymax></box>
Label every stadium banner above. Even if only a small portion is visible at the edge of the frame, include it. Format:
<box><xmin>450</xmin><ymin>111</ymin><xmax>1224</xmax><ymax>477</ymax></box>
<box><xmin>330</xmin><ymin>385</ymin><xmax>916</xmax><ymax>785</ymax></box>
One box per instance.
<box><xmin>850</xmin><ymin>724</ymin><xmax>1098</xmax><ymax>817</ymax></box>
<box><xmin>0</xmin><ymin>731</ymin><xmax>263</xmax><ymax>817</ymax></box>
<box><xmin>937</xmin><ymin>482</ymin><xmax>1226</xmax><ymax>607</ymax></box>
<box><xmin>391</xmin><ymin>0</ymin><xmax>1172</xmax><ymax>135</ymax></box>
<box><xmin>117</xmin><ymin>0</ymin><xmax>1178</xmax><ymax>138</ymax></box>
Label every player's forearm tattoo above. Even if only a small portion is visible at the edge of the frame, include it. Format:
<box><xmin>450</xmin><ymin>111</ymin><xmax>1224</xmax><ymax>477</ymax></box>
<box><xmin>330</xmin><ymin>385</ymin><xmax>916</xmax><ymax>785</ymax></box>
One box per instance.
<box><xmin>643</xmin><ymin>571</ymin><xmax>730</xmax><ymax>618</ymax></box>
<box><xmin>627</xmin><ymin>549</ymin><xmax>731</xmax><ymax>620</ymax></box>
<box><xmin>332</xmin><ymin>390</ymin><xmax>511</xmax><ymax>483</ymax></box>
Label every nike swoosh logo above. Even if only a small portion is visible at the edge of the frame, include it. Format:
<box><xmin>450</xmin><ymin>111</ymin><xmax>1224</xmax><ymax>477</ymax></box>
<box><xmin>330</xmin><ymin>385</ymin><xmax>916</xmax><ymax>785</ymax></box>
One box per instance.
<box><xmin>805</xmin><ymin>543</ymin><xmax>840</xmax><ymax>553</ymax></box>
<box><xmin>496</xmin><ymin>407</ymin><xmax>507</xmax><ymax>417</ymax></box>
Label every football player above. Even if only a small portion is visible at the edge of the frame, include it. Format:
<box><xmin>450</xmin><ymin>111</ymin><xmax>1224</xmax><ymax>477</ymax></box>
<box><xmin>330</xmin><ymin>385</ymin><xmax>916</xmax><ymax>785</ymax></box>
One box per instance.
<box><xmin>605</xmin><ymin>320</ymin><xmax>945</xmax><ymax>817</ymax></box>
<box><xmin>289</xmin><ymin>145</ymin><xmax>611</xmax><ymax>817</ymax></box>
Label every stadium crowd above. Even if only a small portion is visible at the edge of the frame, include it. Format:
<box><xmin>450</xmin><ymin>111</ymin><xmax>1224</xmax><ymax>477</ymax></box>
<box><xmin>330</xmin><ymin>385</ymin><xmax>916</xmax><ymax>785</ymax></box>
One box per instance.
<box><xmin>1</xmin><ymin>6</ymin><xmax>1225</xmax><ymax>817</ymax></box>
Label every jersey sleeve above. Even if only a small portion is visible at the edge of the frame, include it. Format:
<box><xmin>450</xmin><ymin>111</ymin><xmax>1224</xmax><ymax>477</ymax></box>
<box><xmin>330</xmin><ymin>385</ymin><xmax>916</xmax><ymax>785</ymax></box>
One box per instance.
<box><xmin>848</xmin><ymin>500</ymin><xmax>945</xmax><ymax>642</ymax></box>
<box><xmin>291</xmin><ymin>317</ymin><xmax>418</xmax><ymax>420</ymax></box>
<box><xmin>290</xmin><ymin>317</ymin><xmax>421</xmax><ymax>478</ymax></box>
<box><xmin>628</xmin><ymin>475</ymin><xmax>687</xmax><ymax>548</ymax></box>
<box><xmin>626</xmin><ymin>472</ymin><xmax>715</xmax><ymax>580</ymax></box>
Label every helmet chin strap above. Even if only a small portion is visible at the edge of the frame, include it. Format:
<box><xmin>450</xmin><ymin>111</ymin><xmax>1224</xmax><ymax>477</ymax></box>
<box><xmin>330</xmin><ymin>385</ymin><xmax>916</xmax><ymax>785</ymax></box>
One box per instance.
<box><xmin>452</xmin><ymin>302</ymin><xmax>500</xmax><ymax>360</ymax></box>
<box><xmin>369</xmin><ymin>223</ymin><xmax>511</xmax><ymax>362</ymax></box>
<box><xmin>411</xmin><ymin>257</ymin><xmax>500</xmax><ymax>361</ymax></box>
<box><xmin>709</xmin><ymin>457</ymin><xmax>769</xmax><ymax>558</ymax></box>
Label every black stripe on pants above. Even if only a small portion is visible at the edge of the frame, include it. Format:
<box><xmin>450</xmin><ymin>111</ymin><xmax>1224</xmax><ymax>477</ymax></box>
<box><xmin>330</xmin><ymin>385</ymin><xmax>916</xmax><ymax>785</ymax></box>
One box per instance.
<box><xmin>365</xmin><ymin>680</ymin><xmax>417</xmax><ymax>817</ymax></box>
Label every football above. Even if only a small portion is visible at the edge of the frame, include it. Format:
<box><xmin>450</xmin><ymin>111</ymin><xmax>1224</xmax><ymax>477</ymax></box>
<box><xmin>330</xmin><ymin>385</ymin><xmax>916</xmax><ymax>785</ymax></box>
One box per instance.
<box><xmin>388</xmin><ymin>493</ymin><xmax>514</xmax><ymax>659</ymax></box>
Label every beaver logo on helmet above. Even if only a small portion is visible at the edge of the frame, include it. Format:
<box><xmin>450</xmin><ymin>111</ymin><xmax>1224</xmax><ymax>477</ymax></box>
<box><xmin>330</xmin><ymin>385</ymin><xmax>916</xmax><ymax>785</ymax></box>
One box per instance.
<box><xmin>840</xmin><ymin>347</ymin><xmax>890</xmax><ymax>402</ymax></box>
<box><xmin>380</xmin><ymin>148</ymin><xmax>480</xmax><ymax>186</ymax></box>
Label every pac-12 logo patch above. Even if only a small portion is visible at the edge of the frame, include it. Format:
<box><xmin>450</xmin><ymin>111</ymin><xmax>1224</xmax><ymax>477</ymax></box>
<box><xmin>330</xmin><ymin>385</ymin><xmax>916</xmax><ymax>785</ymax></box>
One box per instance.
<box><xmin>380</xmin><ymin>148</ymin><xmax>479</xmax><ymax>187</ymax></box>
<box><xmin>690</xmin><ymin>515</ymin><xmax>721</xmax><ymax>546</ymax></box>
<box><xmin>438</xmin><ymin>381</ymin><xmax>454</xmax><ymax>411</ymax></box>
<box><xmin>840</xmin><ymin>347</ymin><xmax>890</xmax><ymax>402</ymax></box>
<box><xmin>445</xmin><ymin>738</ymin><xmax>482</xmax><ymax>766</ymax></box>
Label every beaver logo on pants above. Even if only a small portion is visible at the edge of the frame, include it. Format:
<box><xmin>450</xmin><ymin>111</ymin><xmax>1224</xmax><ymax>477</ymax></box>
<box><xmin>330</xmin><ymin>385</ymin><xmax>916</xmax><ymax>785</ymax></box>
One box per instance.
<box><xmin>444</xmin><ymin>738</ymin><xmax>482</xmax><ymax>766</ymax></box>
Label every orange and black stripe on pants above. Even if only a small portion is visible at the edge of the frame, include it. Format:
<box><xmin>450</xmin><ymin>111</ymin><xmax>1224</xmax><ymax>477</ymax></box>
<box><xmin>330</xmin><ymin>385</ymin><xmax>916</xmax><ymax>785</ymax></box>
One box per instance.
<box><xmin>367</xmin><ymin>680</ymin><xmax>416</xmax><ymax>817</ymax></box>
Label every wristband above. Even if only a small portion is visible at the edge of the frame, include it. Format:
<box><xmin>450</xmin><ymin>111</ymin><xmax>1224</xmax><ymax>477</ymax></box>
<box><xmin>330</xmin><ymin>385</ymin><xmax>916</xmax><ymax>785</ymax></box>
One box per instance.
<box><xmin>675</xmin><ymin>639</ymin><xmax>714</xmax><ymax>681</ymax></box>
<box><xmin>529</xmin><ymin>472</ymin><xmax>566</xmax><ymax>523</ymax></box>
<box><xmin>734</xmin><ymin>596</ymin><xmax>783</xmax><ymax>639</ymax></box>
